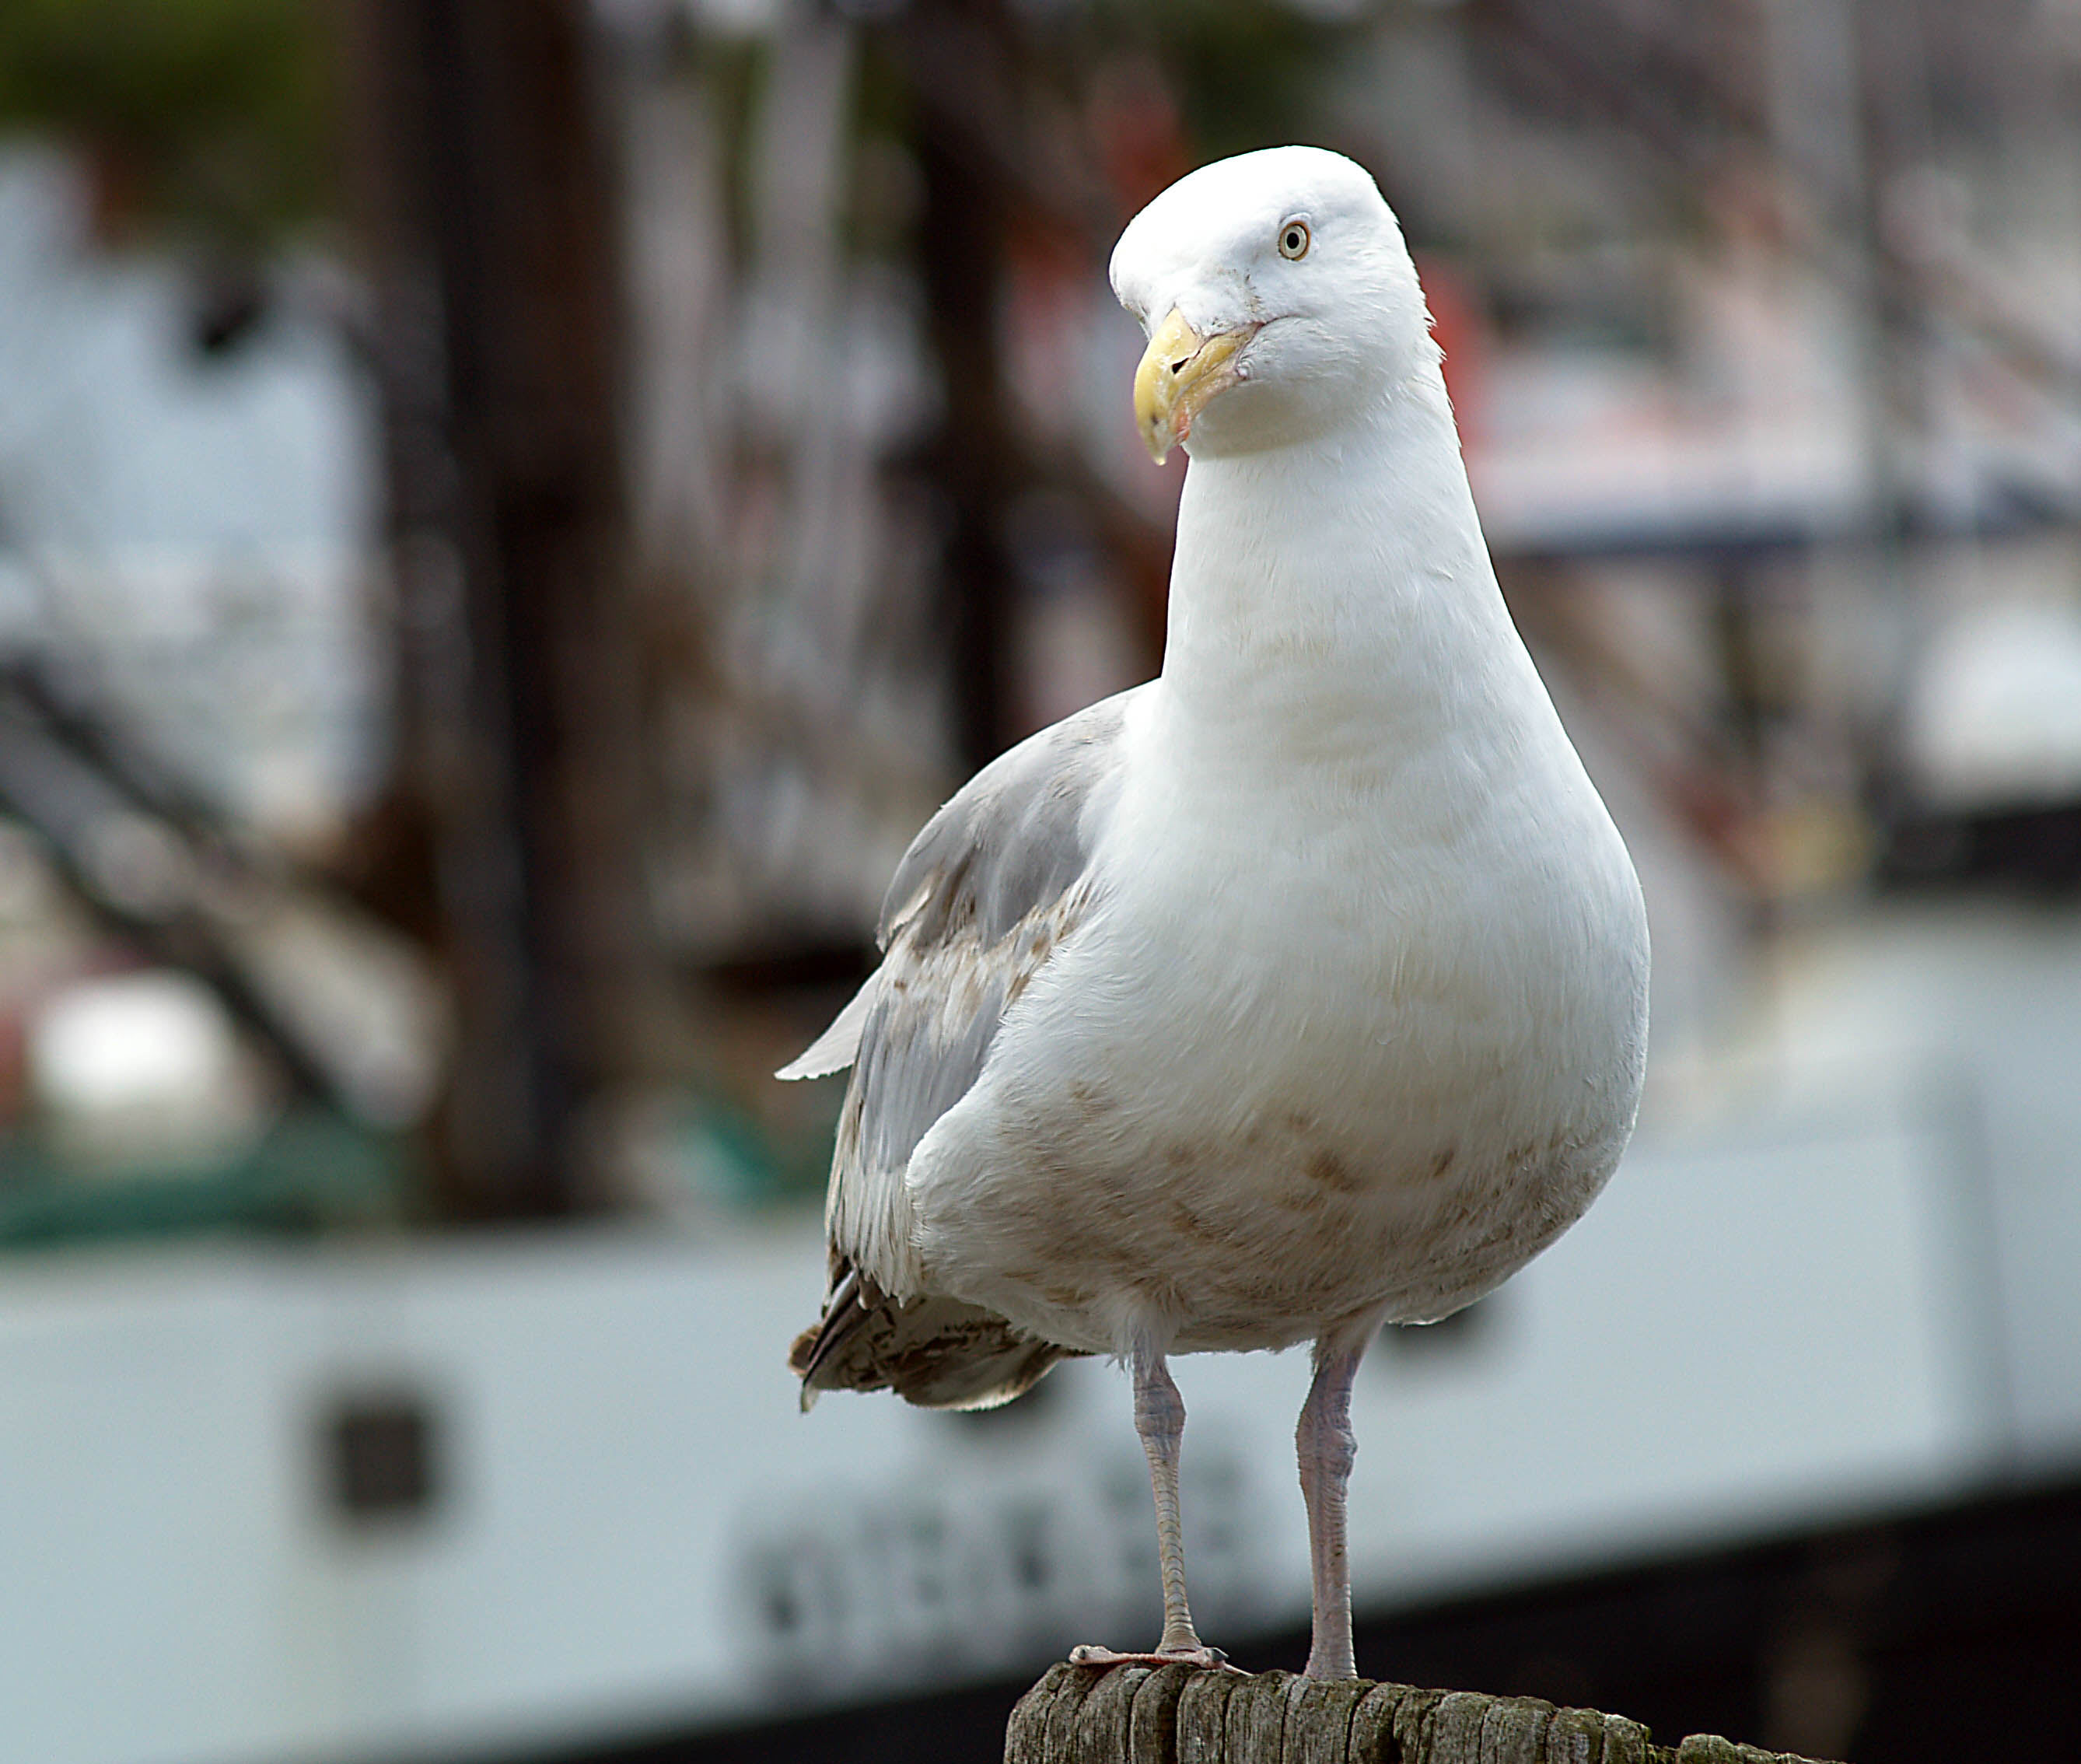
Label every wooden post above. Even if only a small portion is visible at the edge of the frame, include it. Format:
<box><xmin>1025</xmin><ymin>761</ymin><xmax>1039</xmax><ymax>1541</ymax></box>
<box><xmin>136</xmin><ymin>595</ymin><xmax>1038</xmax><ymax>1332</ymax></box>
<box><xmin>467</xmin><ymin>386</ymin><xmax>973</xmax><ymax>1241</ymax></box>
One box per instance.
<box><xmin>1005</xmin><ymin>1664</ymin><xmax>1839</xmax><ymax>1764</ymax></box>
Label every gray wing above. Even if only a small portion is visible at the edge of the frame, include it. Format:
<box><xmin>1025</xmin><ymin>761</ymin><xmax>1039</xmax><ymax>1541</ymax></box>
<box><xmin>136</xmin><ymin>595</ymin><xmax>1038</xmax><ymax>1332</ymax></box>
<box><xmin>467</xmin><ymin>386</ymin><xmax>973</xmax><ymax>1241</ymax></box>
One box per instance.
<box><xmin>779</xmin><ymin>686</ymin><xmax>1138</xmax><ymax>1409</ymax></box>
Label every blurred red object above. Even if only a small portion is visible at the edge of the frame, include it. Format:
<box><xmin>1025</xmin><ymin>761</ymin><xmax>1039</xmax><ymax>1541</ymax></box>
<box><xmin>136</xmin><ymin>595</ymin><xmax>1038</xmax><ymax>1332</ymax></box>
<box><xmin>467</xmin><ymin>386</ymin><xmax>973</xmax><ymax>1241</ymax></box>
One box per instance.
<box><xmin>1416</xmin><ymin>252</ymin><xmax>1487</xmax><ymax>449</ymax></box>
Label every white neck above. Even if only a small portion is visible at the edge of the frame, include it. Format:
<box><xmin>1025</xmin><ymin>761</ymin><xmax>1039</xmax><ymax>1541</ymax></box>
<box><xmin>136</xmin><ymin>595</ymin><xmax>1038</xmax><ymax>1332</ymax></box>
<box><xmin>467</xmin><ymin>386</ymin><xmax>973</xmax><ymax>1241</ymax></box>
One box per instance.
<box><xmin>1156</xmin><ymin>367</ymin><xmax>1541</xmax><ymax>775</ymax></box>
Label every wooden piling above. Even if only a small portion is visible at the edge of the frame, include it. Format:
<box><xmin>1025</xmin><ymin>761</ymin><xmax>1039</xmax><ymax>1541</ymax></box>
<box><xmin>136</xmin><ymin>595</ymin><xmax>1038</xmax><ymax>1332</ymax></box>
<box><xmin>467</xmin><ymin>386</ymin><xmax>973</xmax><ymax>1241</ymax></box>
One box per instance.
<box><xmin>1005</xmin><ymin>1664</ymin><xmax>1838</xmax><ymax>1764</ymax></box>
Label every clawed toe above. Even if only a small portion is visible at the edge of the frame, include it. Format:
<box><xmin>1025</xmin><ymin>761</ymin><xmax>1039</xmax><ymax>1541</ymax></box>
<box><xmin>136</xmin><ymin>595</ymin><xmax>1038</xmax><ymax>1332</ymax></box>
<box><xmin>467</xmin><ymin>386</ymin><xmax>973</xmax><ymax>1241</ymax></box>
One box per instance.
<box><xmin>1068</xmin><ymin>1643</ymin><xmax>1238</xmax><ymax>1671</ymax></box>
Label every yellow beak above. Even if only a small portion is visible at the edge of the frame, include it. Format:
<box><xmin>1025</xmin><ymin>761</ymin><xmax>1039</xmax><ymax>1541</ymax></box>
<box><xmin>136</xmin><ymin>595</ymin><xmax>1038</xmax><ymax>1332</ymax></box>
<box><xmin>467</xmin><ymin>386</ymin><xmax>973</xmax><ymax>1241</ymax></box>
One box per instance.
<box><xmin>1132</xmin><ymin>307</ymin><xmax>1254</xmax><ymax>464</ymax></box>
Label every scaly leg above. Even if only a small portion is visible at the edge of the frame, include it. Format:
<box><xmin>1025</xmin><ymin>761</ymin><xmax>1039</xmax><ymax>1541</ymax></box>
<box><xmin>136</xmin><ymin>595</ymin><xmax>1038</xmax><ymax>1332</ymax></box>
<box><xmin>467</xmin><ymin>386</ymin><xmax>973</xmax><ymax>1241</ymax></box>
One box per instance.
<box><xmin>1296</xmin><ymin>1331</ymin><xmax>1369</xmax><ymax>1678</ymax></box>
<box><xmin>1068</xmin><ymin>1341</ymin><xmax>1229</xmax><ymax>1671</ymax></box>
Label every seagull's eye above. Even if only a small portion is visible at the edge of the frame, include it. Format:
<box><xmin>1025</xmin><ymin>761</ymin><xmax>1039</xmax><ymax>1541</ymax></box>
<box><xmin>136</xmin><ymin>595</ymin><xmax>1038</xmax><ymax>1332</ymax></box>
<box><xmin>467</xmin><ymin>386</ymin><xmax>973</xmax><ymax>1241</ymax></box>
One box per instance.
<box><xmin>1278</xmin><ymin>220</ymin><xmax>1311</xmax><ymax>261</ymax></box>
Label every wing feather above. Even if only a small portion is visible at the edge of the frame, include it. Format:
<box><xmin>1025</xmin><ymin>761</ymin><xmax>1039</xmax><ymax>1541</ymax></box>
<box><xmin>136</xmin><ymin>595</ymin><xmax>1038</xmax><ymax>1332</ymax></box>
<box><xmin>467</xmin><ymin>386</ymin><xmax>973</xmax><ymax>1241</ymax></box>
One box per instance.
<box><xmin>779</xmin><ymin>688</ymin><xmax>1138</xmax><ymax>1408</ymax></box>
<box><xmin>775</xmin><ymin>975</ymin><xmax>876</xmax><ymax>1080</ymax></box>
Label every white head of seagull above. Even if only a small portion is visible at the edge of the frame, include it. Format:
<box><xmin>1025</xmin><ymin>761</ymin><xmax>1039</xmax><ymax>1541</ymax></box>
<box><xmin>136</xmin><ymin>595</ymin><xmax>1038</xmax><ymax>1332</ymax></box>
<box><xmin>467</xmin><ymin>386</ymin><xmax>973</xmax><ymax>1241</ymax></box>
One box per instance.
<box><xmin>1110</xmin><ymin>145</ymin><xmax>1435</xmax><ymax>464</ymax></box>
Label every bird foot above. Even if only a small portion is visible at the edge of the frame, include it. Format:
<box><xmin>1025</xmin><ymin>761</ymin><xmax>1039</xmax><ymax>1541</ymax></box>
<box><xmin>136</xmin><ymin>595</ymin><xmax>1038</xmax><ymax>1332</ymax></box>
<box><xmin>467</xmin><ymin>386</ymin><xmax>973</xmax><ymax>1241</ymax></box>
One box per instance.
<box><xmin>1068</xmin><ymin>1643</ymin><xmax>1240</xmax><ymax>1672</ymax></box>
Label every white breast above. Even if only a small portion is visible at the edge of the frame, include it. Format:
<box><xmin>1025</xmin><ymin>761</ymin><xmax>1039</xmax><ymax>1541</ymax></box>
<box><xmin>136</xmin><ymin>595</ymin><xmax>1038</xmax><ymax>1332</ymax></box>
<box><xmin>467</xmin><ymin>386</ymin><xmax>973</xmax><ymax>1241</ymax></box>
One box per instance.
<box><xmin>902</xmin><ymin>374</ymin><xmax>1649</xmax><ymax>1359</ymax></box>
<box><xmin>904</xmin><ymin>664</ymin><xmax>1647</xmax><ymax>1356</ymax></box>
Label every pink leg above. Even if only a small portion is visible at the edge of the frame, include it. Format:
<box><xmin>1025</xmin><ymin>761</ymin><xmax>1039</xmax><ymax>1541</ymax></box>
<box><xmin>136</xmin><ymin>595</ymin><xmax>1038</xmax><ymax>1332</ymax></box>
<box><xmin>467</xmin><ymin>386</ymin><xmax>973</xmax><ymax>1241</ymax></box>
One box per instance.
<box><xmin>1296</xmin><ymin>1332</ymin><xmax>1368</xmax><ymax>1678</ymax></box>
<box><xmin>1068</xmin><ymin>1342</ymin><xmax>1231</xmax><ymax>1671</ymax></box>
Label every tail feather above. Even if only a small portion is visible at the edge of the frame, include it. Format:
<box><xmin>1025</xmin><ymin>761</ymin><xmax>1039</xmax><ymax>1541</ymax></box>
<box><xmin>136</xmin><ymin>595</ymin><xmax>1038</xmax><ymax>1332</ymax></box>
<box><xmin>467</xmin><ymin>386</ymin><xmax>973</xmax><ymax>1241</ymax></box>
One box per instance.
<box><xmin>789</xmin><ymin>1259</ymin><xmax>1082</xmax><ymax>1412</ymax></box>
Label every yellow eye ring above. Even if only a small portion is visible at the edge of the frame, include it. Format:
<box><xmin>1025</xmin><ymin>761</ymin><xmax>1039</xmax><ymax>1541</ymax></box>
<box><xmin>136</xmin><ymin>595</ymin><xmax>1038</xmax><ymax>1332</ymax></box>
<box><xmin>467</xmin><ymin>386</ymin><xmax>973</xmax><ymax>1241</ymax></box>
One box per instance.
<box><xmin>1278</xmin><ymin>219</ymin><xmax>1311</xmax><ymax>260</ymax></box>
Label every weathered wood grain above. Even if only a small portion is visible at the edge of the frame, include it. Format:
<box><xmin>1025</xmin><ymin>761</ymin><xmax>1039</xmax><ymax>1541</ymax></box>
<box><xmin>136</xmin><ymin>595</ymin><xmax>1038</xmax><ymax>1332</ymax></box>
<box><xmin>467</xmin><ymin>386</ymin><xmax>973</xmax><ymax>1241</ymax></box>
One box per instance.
<box><xmin>1004</xmin><ymin>1666</ymin><xmax>1839</xmax><ymax>1764</ymax></box>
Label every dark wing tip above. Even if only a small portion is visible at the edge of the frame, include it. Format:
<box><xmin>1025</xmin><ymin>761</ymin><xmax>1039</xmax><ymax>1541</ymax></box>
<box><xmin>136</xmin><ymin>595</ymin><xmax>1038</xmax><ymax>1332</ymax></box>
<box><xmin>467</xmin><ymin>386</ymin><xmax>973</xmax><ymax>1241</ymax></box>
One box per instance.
<box><xmin>790</xmin><ymin>1264</ymin><xmax>1084</xmax><ymax>1413</ymax></box>
<box><xmin>789</xmin><ymin>1262</ymin><xmax>874</xmax><ymax>1404</ymax></box>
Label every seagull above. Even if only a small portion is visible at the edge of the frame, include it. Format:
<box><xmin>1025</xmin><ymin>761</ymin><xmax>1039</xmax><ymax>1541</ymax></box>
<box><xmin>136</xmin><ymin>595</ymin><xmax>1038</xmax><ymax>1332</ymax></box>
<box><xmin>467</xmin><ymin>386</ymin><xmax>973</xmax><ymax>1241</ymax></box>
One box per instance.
<box><xmin>781</xmin><ymin>145</ymin><xmax>1649</xmax><ymax>1681</ymax></box>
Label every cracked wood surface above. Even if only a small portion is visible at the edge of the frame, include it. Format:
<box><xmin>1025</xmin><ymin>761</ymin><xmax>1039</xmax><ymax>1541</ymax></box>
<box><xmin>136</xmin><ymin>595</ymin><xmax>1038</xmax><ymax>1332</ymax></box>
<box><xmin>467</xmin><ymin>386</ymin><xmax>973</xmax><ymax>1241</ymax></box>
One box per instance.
<box><xmin>1004</xmin><ymin>1664</ymin><xmax>1841</xmax><ymax>1764</ymax></box>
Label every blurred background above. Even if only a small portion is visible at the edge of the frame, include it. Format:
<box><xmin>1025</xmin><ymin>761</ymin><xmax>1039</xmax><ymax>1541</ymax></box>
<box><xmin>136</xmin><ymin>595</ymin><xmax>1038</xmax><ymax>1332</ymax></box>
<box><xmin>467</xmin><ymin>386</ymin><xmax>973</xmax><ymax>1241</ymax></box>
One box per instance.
<box><xmin>2</xmin><ymin>1</ymin><xmax>2079</xmax><ymax>1759</ymax></box>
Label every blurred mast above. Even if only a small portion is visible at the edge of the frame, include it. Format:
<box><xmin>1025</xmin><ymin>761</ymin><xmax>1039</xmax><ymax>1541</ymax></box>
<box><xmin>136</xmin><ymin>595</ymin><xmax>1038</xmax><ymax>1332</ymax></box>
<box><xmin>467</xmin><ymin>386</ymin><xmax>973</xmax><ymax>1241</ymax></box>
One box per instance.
<box><xmin>915</xmin><ymin>103</ymin><xmax>1015</xmax><ymax>772</ymax></box>
<box><xmin>341</xmin><ymin>0</ymin><xmax>656</xmax><ymax>1218</ymax></box>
